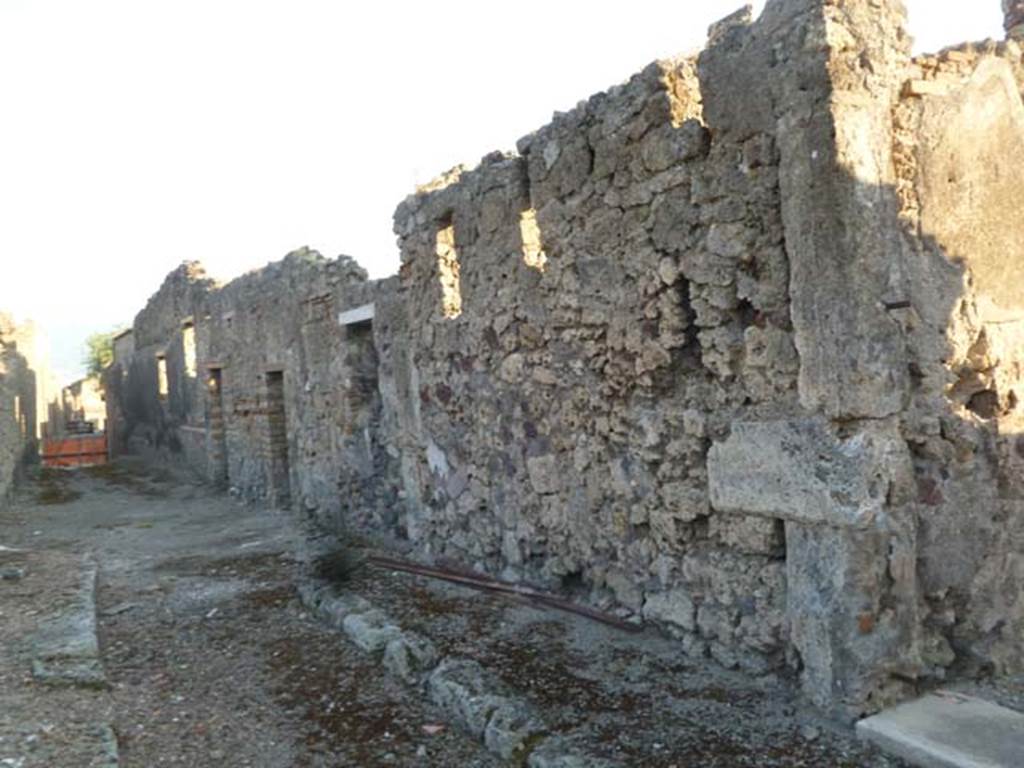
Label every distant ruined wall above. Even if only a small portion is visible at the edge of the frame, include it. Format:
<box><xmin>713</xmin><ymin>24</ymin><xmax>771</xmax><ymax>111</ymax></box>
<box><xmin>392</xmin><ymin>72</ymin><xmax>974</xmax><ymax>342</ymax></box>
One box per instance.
<box><xmin>103</xmin><ymin>251</ymin><xmax>400</xmax><ymax>530</ymax></box>
<box><xmin>0</xmin><ymin>315</ymin><xmax>46</xmax><ymax>499</ymax></box>
<box><xmin>200</xmin><ymin>250</ymin><xmax>392</xmax><ymax>521</ymax></box>
<box><xmin>108</xmin><ymin>261</ymin><xmax>218</xmax><ymax>472</ymax></box>
<box><xmin>60</xmin><ymin>377</ymin><xmax>106</xmax><ymax>431</ymax></box>
<box><xmin>105</xmin><ymin>0</ymin><xmax>1024</xmax><ymax>718</ymax></box>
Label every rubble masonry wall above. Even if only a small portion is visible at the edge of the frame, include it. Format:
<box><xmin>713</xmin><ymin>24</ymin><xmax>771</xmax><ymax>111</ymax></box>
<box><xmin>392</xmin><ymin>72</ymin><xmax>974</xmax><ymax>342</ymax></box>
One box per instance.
<box><xmin>0</xmin><ymin>316</ymin><xmax>43</xmax><ymax>500</ymax></box>
<box><xmin>103</xmin><ymin>0</ymin><xmax>1024</xmax><ymax>719</ymax></box>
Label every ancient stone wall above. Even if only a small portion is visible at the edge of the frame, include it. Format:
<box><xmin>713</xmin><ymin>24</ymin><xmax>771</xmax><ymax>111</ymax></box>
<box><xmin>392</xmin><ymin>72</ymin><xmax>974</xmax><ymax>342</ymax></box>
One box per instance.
<box><xmin>104</xmin><ymin>0</ymin><xmax>1024</xmax><ymax>718</ymax></box>
<box><xmin>103</xmin><ymin>249</ymin><xmax>398</xmax><ymax>531</ymax></box>
<box><xmin>58</xmin><ymin>377</ymin><xmax>106</xmax><ymax>432</ymax></box>
<box><xmin>106</xmin><ymin>261</ymin><xmax>217</xmax><ymax>472</ymax></box>
<box><xmin>389</xmin><ymin>50</ymin><xmax>795</xmax><ymax>677</ymax></box>
<box><xmin>200</xmin><ymin>249</ymin><xmax>389</xmax><ymax>522</ymax></box>
<box><xmin>102</xmin><ymin>329</ymin><xmax>135</xmax><ymax>453</ymax></box>
<box><xmin>893</xmin><ymin>42</ymin><xmax>1024</xmax><ymax>686</ymax></box>
<box><xmin>0</xmin><ymin>315</ymin><xmax>45</xmax><ymax>500</ymax></box>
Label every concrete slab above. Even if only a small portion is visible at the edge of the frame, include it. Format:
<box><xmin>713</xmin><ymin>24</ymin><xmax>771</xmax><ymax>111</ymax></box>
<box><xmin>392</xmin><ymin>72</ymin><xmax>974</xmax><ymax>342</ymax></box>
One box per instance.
<box><xmin>857</xmin><ymin>691</ymin><xmax>1024</xmax><ymax>768</ymax></box>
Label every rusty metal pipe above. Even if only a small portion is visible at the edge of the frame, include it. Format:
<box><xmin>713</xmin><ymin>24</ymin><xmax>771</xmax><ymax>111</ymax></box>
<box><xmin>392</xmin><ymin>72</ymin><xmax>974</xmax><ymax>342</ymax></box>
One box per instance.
<box><xmin>366</xmin><ymin>554</ymin><xmax>642</xmax><ymax>633</ymax></box>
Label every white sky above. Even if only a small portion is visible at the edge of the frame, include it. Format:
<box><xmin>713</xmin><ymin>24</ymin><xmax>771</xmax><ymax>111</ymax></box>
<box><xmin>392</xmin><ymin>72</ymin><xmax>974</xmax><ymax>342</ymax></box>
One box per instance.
<box><xmin>0</xmin><ymin>0</ymin><xmax>1005</xmax><ymax>383</ymax></box>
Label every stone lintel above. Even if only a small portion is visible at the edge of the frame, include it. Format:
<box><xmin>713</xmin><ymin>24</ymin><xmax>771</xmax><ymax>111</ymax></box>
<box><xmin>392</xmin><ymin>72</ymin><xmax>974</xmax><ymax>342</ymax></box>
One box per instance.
<box><xmin>338</xmin><ymin>303</ymin><xmax>375</xmax><ymax>326</ymax></box>
<box><xmin>707</xmin><ymin>418</ymin><xmax>910</xmax><ymax>529</ymax></box>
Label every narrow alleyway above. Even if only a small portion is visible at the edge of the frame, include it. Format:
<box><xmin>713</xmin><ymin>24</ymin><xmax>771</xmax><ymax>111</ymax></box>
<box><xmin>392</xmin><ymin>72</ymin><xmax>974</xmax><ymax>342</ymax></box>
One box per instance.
<box><xmin>0</xmin><ymin>461</ymin><xmax>500</xmax><ymax>767</ymax></box>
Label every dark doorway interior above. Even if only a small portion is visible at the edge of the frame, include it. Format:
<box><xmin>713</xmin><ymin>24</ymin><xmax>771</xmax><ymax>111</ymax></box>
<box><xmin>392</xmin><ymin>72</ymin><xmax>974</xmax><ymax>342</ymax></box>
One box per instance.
<box><xmin>265</xmin><ymin>370</ymin><xmax>291</xmax><ymax>508</ymax></box>
<box><xmin>207</xmin><ymin>368</ymin><xmax>228</xmax><ymax>487</ymax></box>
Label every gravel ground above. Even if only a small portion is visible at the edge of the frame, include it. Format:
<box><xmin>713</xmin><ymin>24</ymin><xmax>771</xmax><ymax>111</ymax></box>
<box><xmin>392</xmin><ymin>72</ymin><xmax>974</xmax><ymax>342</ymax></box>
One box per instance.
<box><xmin>312</xmin><ymin>550</ymin><xmax>912</xmax><ymax>767</ymax></box>
<box><xmin>948</xmin><ymin>674</ymin><xmax>1024</xmax><ymax>715</ymax></box>
<box><xmin>1</xmin><ymin>459</ymin><xmax>1016</xmax><ymax>766</ymax></box>
<box><xmin>1</xmin><ymin>461</ymin><xmax>497</xmax><ymax>767</ymax></box>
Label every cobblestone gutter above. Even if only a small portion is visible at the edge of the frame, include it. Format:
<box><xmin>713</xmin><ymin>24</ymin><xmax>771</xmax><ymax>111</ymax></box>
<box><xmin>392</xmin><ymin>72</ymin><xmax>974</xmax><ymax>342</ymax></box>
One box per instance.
<box><xmin>297</xmin><ymin>577</ymin><xmax>616</xmax><ymax>767</ymax></box>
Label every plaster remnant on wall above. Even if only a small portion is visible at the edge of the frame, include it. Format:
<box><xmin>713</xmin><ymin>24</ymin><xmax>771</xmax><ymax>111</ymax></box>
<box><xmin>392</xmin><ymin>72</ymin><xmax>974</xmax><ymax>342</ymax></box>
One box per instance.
<box><xmin>426</xmin><ymin>439</ymin><xmax>450</xmax><ymax>480</ymax></box>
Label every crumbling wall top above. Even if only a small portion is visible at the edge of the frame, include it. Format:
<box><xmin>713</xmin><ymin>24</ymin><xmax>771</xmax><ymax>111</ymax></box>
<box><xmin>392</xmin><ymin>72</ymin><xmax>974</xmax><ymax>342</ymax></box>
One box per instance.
<box><xmin>133</xmin><ymin>260</ymin><xmax>220</xmax><ymax>348</ymax></box>
<box><xmin>1007</xmin><ymin>0</ymin><xmax>1024</xmax><ymax>39</ymax></box>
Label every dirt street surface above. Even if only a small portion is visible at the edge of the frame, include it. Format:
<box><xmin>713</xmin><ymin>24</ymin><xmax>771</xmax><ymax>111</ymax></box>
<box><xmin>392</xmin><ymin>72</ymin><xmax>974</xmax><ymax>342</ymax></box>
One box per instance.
<box><xmin>0</xmin><ymin>461</ymin><xmax>911</xmax><ymax>767</ymax></box>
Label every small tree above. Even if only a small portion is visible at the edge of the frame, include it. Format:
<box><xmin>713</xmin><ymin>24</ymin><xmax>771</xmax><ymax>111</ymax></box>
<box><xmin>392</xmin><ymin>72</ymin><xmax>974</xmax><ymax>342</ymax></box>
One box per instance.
<box><xmin>83</xmin><ymin>329</ymin><xmax>121</xmax><ymax>377</ymax></box>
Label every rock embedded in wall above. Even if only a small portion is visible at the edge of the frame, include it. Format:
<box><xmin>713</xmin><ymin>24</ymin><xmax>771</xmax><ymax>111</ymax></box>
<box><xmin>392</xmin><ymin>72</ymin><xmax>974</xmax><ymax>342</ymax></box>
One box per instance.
<box><xmin>708</xmin><ymin>418</ymin><xmax>913</xmax><ymax>529</ymax></box>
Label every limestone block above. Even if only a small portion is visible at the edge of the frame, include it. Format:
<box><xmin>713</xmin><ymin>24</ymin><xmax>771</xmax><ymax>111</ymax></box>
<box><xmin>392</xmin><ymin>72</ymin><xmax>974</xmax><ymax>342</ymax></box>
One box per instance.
<box><xmin>383</xmin><ymin>633</ymin><xmax>440</xmax><ymax>685</ymax></box>
<box><xmin>642</xmin><ymin>588</ymin><xmax>696</xmax><ymax>633</ymax></box>
<box><xmin>639</xmin><ymin>120</ymin><xmax>710</xmax><ymax>173</ymax></box>
<box><xmin>312</xmin><ymin>591</ymin><xmax>372</xmax><ymax>631</ymax></box>
<box><xmin>30</xmin><ymin>558</ymin><xmax>107</xmax><ymax>689</ymax></box>
<box><xmin>527</xmin><ymin>454</ymin><xmax>563</xmax><ymax>495</ymax></box>
<box><xmin>527</xmin><ymin>737</ymin><xmax>620</xmax><ymax>768</ymax></box>
<box><xmin>786</xmin><ymin>519</ymin><xmax>923</xmax><ymax>717</ymax></box>
<box><xmin>857</xmin><ymin>691</ymin><xmax>1024</xmax><ymax>767</ymax></box>
<box><xmin>708</xmin><ymin>514</ymin><xmax>783</xmax><ymax>556</ymax></box>
<box><xmin>658</xmin><ymin>481</ymin><xmax>709</xmax><ymax>522</ymax></box>
<box><xmin>707</xmin><ymin>418</ymin><xmax>912</xmax><ymax>529</ymax></box>
<box><xmin>697</xmin><ymin>602</ymin><xmax>738</xmax><ymax>647</ymax></box>
<box><xmin>483</xmin><ymin>699</ymin><xmax>543</xmax><ymax>760</ymax></box>
<box><xmin>341</xmin><ymin>610</ymin><xmax>404</xmax><ymax>653</ymax></box>
<box><xmin>902</xmin><ymin>79</ymin><xmax>949</xmax><ymax>97</ymax></box>
<box><xmin>427</xmin><ymin>659</ymin><xmax>509</xmax><ymax>740</ymax></box>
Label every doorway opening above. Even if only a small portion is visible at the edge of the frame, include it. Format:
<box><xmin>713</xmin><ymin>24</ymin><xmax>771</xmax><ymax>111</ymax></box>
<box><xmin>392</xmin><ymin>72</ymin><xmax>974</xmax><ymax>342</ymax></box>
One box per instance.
<box><xmin>265</xmin><ymin>370</ymin><xmax>291</xmax><ymax>508</ymax></box>
<box><xmin>207</xmin><ymin>368</ymin><xmax>228</xmax><ymax>487</ymax></box>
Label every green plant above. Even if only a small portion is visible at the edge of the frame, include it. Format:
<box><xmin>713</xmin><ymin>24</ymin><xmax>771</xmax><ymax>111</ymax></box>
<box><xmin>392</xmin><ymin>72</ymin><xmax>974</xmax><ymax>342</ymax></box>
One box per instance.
<box><xmin>82</xmin><ymin>328</ymin><xmax>122</xmax><ymax>376</ymax></box>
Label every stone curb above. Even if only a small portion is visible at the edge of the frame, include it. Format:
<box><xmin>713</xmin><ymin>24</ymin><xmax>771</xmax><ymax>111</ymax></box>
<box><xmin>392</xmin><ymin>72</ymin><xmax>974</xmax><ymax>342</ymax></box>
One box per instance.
<box><xmin>0</xmin><ymin>722</ymin><xmax>120</xmax><ymax>767</ymax></box>
<box><xmin>29</xmin><ymin>555</ymin><xmax>108</xmax><ymax>689</ymax></box>
<box><xmin>92</xmin><ymin>723</ymin><xmax>121</xmax><ymax>768</ymax></box>
<box><xmin>297</xmin><ymin>578</ymin><xmax>619</xmax><ymax>766</ymax></box>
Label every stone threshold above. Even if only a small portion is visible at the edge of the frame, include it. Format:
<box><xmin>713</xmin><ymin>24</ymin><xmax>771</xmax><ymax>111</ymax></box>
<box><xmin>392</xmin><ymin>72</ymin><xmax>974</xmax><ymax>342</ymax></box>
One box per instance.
<box><xmin>857</xmin><ymin>690</ymin><xmax>1024</xmax><ymax>768</ymax></box>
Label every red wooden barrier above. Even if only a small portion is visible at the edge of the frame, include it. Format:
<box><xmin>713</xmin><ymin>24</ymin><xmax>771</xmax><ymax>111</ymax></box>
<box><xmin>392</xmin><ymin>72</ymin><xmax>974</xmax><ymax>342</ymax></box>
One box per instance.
<box><xmin>41</xmin><ymin>435</ymin><xmax>108</xmax><ymax>468</ymax></box>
